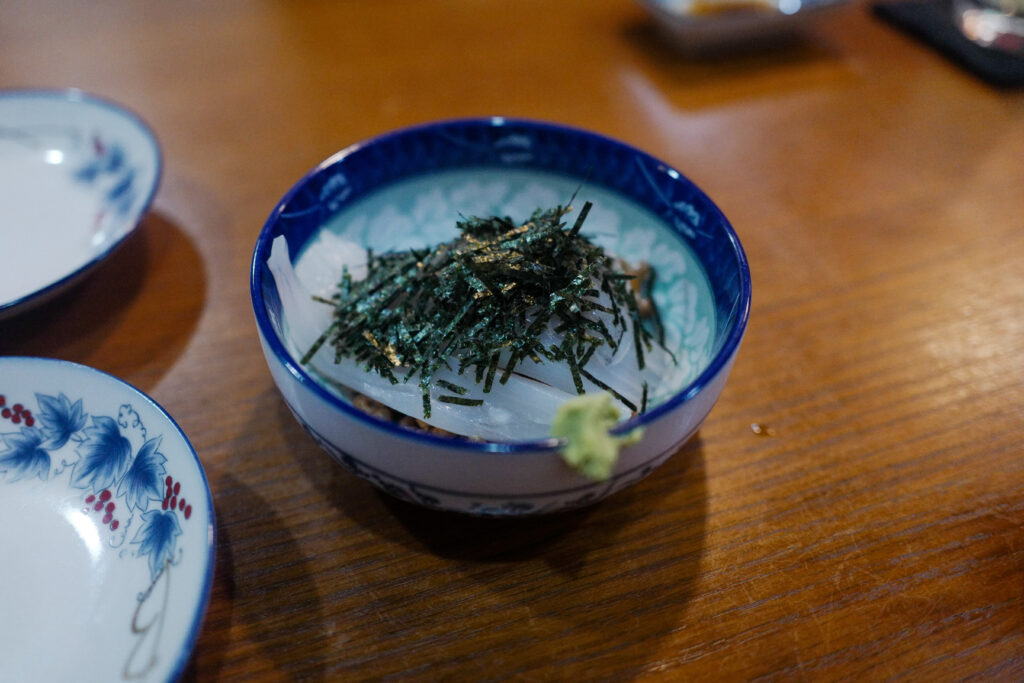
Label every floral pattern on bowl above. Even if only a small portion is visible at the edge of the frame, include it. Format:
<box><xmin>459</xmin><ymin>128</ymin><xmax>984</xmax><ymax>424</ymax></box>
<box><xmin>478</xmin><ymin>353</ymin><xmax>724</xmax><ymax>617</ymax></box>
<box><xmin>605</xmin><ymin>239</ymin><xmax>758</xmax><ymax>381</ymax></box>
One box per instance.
<box><xmin>0</xmin><ymin>357</ymin><xmax>213</xmax><ymax>682</ymax></box>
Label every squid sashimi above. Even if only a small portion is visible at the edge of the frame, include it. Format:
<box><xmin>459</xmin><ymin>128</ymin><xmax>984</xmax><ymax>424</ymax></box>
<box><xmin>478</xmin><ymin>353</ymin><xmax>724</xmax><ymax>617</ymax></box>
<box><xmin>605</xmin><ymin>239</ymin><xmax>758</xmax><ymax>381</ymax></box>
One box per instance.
<box><xmin>268</xmin><ymin>202</ymin><xmax>677</xmax><ymax>441</ymax></box>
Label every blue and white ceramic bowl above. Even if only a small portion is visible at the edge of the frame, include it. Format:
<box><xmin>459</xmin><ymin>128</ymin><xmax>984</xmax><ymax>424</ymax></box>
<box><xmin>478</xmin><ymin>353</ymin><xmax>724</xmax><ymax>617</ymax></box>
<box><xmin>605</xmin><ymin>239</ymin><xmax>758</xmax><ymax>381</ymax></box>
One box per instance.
<box><xmin>0</xmin><ymin>89</ymin><xmax>161</xmax><ymax>320</ymax></box>
<box><xmin>0</xmin><ymin>357</ymin><xmax>214</xmax><ymax>681</ymax></box>
<box><xmin>251</xmin><ymin>118</ymin><xmax>750</xmax><ymax>516</ymax></box>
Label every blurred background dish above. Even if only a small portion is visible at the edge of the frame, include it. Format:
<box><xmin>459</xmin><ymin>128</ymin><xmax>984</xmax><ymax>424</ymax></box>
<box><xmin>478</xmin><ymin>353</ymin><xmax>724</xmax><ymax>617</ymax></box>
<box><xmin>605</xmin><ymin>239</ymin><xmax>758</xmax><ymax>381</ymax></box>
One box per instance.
<box><xmin>0</xmin><ymin>89</ymin><xmax>161</xmax><ymax>320</ymax></box>
<box><xmin>953</xmin><ymin>0</ymin><xmax>1024</xmax><ymax>54</ymax></box>
<box><xmin>637</xmin><ymin>0</ymin><xmax>850</xmax><ymax>54</ymax></box>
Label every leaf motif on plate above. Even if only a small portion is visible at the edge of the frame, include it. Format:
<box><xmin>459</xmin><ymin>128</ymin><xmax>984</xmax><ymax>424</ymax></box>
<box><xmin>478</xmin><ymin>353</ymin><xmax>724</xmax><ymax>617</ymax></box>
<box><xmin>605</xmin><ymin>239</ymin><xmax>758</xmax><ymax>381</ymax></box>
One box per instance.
<box><xmin>35</xmin><ymin>392</ymin><xmax>87</xmax><ymax>449</ymax></box>
<box><xmin>133</xmin><ymin>509</ymin><xmax>182</xmax><ymax>579</ymax></box>
<box><xmin>72</xmin><ymin>415</ymin><xmax>132</xmax><ymax>491</ymax></box>
<box><xmin>0</xmin><ymin>426</ymin><xmax>50</xmax><ymax>482</ymax></box>
<box><xmin>117</xmin><ymin>435</ymin><xmax>167</xmax><ymax>513</ymax></box>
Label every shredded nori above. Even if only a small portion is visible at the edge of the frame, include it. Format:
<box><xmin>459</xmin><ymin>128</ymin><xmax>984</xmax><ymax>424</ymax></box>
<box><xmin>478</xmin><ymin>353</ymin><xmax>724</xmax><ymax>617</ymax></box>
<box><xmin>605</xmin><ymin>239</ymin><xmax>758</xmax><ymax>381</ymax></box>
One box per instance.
<box><xmin>303</xmin><ymin>202</ymin><xmax>662</xmax><ymax>418</ymax></box>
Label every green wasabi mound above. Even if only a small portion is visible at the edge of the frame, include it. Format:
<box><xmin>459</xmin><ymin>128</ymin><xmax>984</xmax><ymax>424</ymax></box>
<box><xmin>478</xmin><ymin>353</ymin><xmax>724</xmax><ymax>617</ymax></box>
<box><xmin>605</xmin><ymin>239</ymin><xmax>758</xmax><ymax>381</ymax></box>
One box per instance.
<box><xmin>551</xmin><ymin>392</ymin><xmax>643</xmax><ymax>481</ymax></box>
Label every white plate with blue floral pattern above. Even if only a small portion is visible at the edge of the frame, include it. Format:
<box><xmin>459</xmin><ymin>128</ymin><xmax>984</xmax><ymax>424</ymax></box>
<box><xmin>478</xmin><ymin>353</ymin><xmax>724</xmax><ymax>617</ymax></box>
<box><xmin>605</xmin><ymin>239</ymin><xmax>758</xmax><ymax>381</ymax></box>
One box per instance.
<box><xmin>0</xmin><ymin>357</ymin><xmax>214</xmax><ymax>682</ymax></box>
<box><xmin>0</xmin><ymin>89</ymin><xmax>161</xmax><ymax>320</ymax></box>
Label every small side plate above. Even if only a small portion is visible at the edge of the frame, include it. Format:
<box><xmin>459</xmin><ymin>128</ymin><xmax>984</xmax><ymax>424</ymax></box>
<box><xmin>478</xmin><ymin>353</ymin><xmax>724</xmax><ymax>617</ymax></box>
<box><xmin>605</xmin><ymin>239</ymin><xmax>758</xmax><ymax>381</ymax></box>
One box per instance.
<box><xmin>0</xmin><ymin>89</ymin><xmax>161</xmax><ymax>319</ymax></box>
<box><xmin>0</xmin><ymin>357</ymin><xmax>214</xmax><ymax>682</ymax></box>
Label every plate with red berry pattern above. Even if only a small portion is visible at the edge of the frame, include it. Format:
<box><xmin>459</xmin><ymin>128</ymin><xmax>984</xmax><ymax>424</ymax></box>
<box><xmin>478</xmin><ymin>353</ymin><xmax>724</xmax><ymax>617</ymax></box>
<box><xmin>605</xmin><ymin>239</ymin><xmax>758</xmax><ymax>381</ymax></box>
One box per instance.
<box><xmin>0</xmin><ymin>357</ymin><xmax>214</xmax><ymax>682</ymax></box>
<box><xmin>0</xmin><ymin>89</ymin><xmax>161</xmax><ymax>320</ymax></box>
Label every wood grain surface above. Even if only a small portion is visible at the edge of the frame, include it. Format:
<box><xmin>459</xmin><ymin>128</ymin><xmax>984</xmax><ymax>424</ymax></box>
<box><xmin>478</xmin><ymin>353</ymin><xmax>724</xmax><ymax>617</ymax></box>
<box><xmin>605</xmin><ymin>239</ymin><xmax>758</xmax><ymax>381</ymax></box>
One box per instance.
<box><xmin>2</xmin><ymin>0</ymin><xmax>1023</xmax><ymax>680</ymax></box>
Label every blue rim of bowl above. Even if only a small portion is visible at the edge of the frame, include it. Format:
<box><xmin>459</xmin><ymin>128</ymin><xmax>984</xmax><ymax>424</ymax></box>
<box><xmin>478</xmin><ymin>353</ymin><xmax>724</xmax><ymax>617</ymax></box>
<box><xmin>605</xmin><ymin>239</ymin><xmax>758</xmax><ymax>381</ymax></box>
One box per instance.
<box><xmin>251</xmin><ymin>117</ymin><xmax>751</xmax><ymax>455</ymax></box>
<box><xmin>0</xmin><ymin>88</ymin><xmax>163</xmax><ymax>318</ymax></box>
<box><xmin>0</xmin><ymin>355</ymin><xmax>216</xmax><ymax>683</ymax></box>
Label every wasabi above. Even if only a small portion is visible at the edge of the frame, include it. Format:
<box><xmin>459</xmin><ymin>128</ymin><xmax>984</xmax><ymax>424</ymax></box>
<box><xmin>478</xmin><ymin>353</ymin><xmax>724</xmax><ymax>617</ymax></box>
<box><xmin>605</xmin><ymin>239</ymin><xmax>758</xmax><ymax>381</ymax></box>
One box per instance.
<box><xmin>551</xmin><ymin>392</ymin><xmax>643</xmax><ymax>481</ymax></box>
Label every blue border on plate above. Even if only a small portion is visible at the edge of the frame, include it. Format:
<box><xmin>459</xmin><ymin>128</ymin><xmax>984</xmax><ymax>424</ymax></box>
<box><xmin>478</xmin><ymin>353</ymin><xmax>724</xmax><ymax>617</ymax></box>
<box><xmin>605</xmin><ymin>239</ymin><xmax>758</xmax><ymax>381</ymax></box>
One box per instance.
<box><xmin>0</xmin><ymin>356</ymin><xmax>215</xmax><ymax>683</ymax></box>
<box><xmin>0</xmin><ymin>88</ymin><xmax>163</xmax><ymax>319</ymax></box>
<box><xmin>250</xmin><ymin>117</ymin><xmax>751</xmax><ymax>455</ymax></box>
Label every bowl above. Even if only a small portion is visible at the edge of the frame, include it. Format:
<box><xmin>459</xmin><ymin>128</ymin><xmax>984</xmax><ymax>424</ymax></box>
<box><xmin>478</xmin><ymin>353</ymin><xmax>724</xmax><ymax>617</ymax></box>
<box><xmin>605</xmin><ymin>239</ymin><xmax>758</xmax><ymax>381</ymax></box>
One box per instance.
<box><xmin>251</xmin><ymin>117</ymin><xmax>750</xmax><ymax>516</ymax></box>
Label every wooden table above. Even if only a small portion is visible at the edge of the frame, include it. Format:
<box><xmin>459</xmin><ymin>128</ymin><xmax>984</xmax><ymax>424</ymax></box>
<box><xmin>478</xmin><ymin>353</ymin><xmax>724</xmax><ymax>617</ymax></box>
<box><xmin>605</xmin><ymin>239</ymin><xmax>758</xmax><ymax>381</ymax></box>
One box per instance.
<box><xmin>3</xmin><ymin>0</ymin><xmax>1023</xmax><ymax>679</ymax></box>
